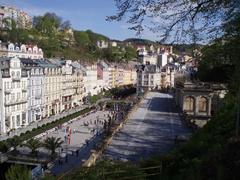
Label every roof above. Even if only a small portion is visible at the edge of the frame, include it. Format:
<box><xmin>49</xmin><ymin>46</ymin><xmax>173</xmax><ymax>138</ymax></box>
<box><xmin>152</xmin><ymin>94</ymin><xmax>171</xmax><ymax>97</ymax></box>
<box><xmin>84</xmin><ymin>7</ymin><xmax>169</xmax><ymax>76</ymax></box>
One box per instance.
<box><xmin>35</xmin><ymin>59</ymin><xmax>60</xmax><ymax>68</ymax></box>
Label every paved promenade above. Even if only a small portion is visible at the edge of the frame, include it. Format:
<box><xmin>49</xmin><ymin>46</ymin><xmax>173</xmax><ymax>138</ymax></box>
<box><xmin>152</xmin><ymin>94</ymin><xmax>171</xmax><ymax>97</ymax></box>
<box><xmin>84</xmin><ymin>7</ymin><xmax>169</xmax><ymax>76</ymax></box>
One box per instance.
<box><xmin>0</xmin><ymin>105</ymin><xmax>88</xmax><ymax>141</ymax></box>
<box><xmin>16</xmin><ymin>110</ymin><xmax>111</xmax><ymax>175</ymax></box>
<box><xmin>103</xmin><ymin>92</ymin><xmax>192</xmax><ymax>162</ymax></box>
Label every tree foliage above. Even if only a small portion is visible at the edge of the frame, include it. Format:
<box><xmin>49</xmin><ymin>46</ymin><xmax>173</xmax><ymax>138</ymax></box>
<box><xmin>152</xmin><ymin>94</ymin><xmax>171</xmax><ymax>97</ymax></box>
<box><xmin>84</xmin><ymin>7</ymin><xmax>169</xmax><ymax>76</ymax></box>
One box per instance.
<box><xmin>108</xmin><ymin>0</ymin><xmax>240</xmax><ymax>43</ymax></box>
<box><xmin>43</xmin><ymin>137</ymin><xmax>63</xmax><ymax>156</ymax></box>
<box><xmin>23</xmin><ymin>138</ymin><xmax>42</xmax><ymax>155</ymax></box>
<box><xmin>5</xmin><ymin>164</ymin><xmax>31</xmax><ymax>180</ymax></box>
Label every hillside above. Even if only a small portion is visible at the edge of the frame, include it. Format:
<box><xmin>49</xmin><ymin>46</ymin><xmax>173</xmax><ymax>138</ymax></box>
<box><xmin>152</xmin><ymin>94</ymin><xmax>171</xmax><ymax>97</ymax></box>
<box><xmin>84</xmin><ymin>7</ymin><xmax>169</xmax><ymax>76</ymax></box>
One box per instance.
<box><xmin>0</xmin><ymin>12</ymin><xmax>137</xmax><ymax>62</ymax></box>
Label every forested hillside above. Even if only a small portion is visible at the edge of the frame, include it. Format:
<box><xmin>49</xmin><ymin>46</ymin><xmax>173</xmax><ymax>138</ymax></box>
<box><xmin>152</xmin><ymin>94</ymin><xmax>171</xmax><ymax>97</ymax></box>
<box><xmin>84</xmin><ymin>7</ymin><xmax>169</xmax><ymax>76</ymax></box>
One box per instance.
<box><xmin>0</xmin><ymin>12</ymin><xmax>137</xmax><ymax>62</ymax></box>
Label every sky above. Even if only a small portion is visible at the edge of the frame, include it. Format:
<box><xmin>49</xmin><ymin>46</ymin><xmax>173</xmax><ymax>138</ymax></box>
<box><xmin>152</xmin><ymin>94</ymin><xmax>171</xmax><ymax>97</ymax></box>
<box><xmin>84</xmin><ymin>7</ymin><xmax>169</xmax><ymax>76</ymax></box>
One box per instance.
<box><xmin>1</xmin><ymin>0</ymin><xmax>158</xmax><ymax>41</ymax></box>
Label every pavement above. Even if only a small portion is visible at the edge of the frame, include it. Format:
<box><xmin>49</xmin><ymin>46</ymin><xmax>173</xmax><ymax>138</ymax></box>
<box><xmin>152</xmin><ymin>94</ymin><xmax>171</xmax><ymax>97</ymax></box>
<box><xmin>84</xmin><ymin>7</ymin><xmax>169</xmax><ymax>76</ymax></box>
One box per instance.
<box><xmin>17</xmin><ymin>110</ymin><xmax>110</xmax><ymax>175</ymax></box>
<box><xmin>102</xmin><ymin>91</ymin><xmax>192</xmax><ymax>162</ymax></box>
<box><xmin>0</xmin><ymin>105</ymin><xmax>88</xmax><ymax>141</ymax></box>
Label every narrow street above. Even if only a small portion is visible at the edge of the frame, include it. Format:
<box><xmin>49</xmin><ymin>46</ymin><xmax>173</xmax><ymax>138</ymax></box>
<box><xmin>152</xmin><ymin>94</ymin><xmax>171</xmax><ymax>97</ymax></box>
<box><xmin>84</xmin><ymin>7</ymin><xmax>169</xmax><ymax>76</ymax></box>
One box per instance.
<box><xmin>103</xmin><ymin>91</ymin><xmax>191</xmax><ymax>162</ymax></box>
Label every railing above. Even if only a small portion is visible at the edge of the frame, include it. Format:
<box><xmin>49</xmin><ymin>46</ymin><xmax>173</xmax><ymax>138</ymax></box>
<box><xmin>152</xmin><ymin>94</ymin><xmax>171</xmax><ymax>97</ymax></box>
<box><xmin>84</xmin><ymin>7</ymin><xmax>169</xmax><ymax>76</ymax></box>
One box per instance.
<box><xmin>35</xmin><ymin>95</ymin><xmax>42</xmax><ymax>99</ymax></box>
<box><xmin>22</xmin><ymin>88</ymin><xmax>27</xmax><ymax>92</ymax></box>
<box><xmin>12</xmin><ymin>77</ymin><xmax>21</xmax><ymax>81</ymax></box>
<box><xmin>5</xmin><ymin>99</ymin><xmax>27</xmax><ymax>106</ymax></box>
<box><xmin>4</xmin><ymin>89</ymin><xmax>11</xmax><ymax>94</ymax></box>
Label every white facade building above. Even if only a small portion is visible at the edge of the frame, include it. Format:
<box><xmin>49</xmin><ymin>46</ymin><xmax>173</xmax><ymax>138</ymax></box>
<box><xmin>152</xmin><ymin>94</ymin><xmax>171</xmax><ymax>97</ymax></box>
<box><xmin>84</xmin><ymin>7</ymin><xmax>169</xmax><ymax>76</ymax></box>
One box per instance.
<box><xmin>0</xmin><ymin>57</ymin><xmax>28</xmax><ymax>133</ymax></box>
<box><xmin>7</xmin><ymin>43</ymin><xmax>44</xmax><ymax>59</ymax></box>
<box><xmin>61</xmin><ymin>60</ymin><xmax>75</xmax><ymax>110</ymax></box>
<box><xmin>136</xmin><ymin>65</ymin><xmax>161</xmax><ymax>93</ymax></box>
<box><xmin>158</xmin><ymin>52</ymin><xmax>168</xmax><ymax>67</ymax></box>
<box><xmin>21</xmin><ymin>59</ymin><xmax>43</xmax><ymax>123</ymax></box>
<box><xmin>83</xmin><ymin>65</ymin><xmax>99</xmax><ymax>96</ymax></box>
<box><xmin>97</xmin><ymin>40</ymin><xmax>109</xmax><ymax>49</ymax></box>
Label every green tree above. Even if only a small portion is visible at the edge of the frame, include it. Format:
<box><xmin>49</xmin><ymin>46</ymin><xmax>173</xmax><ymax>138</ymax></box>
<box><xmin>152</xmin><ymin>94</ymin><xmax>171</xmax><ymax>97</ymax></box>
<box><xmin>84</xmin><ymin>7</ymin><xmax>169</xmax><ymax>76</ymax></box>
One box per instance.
<box><xmin>23</xmin><ymin>138</ymin><xmax>42</xmax><ymax>156</ymax></box>
<box><xmin>74</xmin><ymin>31</ymin><xmax>90</xmax><ymax>46</ymax></box>
<box><xmin>44</xmin><ymin>137</ymin><xmax>63</xmax><ymax>157</ymax></box>
<box><xmin>5</xmin><ymin>164</ymin><xmax>31</xmax><ymax>180</ymax></box>
<box><xmin>7</xmin><ymin>136</ymin><xmax>21</xmax><ymax>153</ymax></box>
<box><xmin>124</xmin><ymin>46</ymin><xmax>137</xmax><ymax>60</ymax></box>
<box><xmin>33</xmin><ymin>12</ymin><xmax>62</xmax><ymax>35</ymax></box>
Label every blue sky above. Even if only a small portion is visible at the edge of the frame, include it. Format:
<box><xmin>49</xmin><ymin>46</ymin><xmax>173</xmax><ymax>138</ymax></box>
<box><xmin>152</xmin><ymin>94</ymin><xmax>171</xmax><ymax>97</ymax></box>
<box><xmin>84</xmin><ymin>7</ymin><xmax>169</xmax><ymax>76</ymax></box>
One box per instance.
<box><xmin>1</xmin><ymin>0</ymin><xmax>157</xmax><ymax>41</ymax></box>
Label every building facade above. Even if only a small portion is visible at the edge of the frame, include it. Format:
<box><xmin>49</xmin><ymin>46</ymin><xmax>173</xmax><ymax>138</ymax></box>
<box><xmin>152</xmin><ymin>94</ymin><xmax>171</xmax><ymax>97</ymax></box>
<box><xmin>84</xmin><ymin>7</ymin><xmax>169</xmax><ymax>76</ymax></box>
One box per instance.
<box><xmin>175</xmin><ymin>81</ymin><xmax>227</xmax><ymax>127</ymax></box>
<box><xmin>0</xmin><ymin>5</ymin><xmax>32</xmax><ymax>29</ymax></box>
<box><xmin>21</xmin><ymin>59</ymin><xmax>43</xmax><ymax>123</ymax></box>
<box><xmin>0</xmin><ymin>57</ymin><xmax>28</xmax><ymax>133</ymax></box>
<box><xmin>39</xmin><ymin>60</ymin><xmax>62</xmax><ymax>118</ymax></box>
<box><xmin>7</xmin><ymin>43</ymin><xmax>44</xmax><ymax>59</ymax></box>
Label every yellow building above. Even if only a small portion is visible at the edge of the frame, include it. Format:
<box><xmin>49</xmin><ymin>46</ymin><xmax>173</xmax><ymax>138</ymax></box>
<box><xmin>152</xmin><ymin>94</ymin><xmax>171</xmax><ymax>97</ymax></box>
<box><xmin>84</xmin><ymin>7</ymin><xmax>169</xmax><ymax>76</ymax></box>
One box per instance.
<box><xmin>41</xmin><ymin>61</ymin><xmax>62</xmax><ymax>118</ymax></box>
<box><xmin>123</xmin><ymin>68</ymin><xmax>132</xmax><ymax>85</ymax></box>
<box><xmin>109</xmin><ymin>66</ymin><xmax>117</xmax><ymax>88</ymax></box>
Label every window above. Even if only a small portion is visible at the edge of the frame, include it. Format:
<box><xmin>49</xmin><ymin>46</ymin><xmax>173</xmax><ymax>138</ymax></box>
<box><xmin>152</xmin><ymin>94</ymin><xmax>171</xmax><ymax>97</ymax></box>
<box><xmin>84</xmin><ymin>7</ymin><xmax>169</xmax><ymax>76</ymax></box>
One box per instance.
<box><xmin>11</xmin><ymin>105</ymin><xmax>15</xmax><ymax>112</ymax></box>
<box><xmin>17</xmin><ymin>92</ymin><xmax>20</xmax><ymax>99</ymax></box>
<box><xmin>16</xmin><ymin>115</ymin><xmax>20</xmax><ymax>126</ymax></box>
<box><xmin>184</xmin><ymin>96</ymin><xmax>195</xmax><ymax>112</ymax></box>
<box><xmin>199</xmin><ymin>97</ymin><xmax>208</xmax><ymax>112</ymax></box>
<box><xmin>11</xmin><ymin>94</ymin><xmax>15</xmax><ymax>101</ymax></box>
<box><xmin>12</xmin><ymin>116</ymin><xmax>15</xmax><ymax>127</ymax></box>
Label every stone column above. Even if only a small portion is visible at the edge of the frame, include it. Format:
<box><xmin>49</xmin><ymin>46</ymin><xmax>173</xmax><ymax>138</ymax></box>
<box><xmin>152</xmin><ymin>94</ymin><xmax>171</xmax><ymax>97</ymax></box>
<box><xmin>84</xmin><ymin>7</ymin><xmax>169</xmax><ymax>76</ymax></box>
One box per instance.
<box><xmin>208</xmin><ymin>97</ymin><xmax>212</xmax><ymax>116</ymax></box>
<box><xmin>194</xmin><ymin>96</ymin><xmax>198</xmax><ymax>116</ymax></box>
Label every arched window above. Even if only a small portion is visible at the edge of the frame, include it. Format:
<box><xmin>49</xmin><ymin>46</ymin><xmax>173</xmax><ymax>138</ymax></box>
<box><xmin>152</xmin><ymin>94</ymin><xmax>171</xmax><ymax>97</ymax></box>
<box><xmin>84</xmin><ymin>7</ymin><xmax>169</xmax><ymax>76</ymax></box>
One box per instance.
<box><xmin>199</xmin><ymin>96</ymin><xmax>208</xmax><ymax>112</ymax></box>
<box><xmin>184</xmin><ymin>96</ymin><xmax>195</xmax><ymax>112</ymax></box>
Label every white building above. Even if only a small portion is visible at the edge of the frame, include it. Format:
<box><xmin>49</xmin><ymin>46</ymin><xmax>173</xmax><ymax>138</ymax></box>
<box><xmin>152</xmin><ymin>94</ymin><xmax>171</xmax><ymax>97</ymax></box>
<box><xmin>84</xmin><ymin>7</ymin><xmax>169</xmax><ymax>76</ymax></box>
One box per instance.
<box><xmin>139</xmin><ymin>51</ymin><xmax>158</xmax><ymax>65</ymax></box>
<box><xmin>97</xmin><ymin>40</ymin><xmax>109</xmax><ymax>49</ymax></box>
<box><xmin>0</xmin><ymin>5</ymin><xmax>32</xmax><ymax>29</ymax></box>
<box><xmin>61</xmin><ymin>60</ymin><xmax>76</xmax><ymax>110</ymax></box>
<box><xmin>7</xmin><ymin>43</ymin><xmax>44</xmax><ymax>59</ymax></box>
<box><xmin>21</xmin><ymin>59</ymin><xmax>43</xmax><ymax>123</ymax></box>
<box><xmin>136</xmin><ymin>65</ymin><xmax>161</xmax><ymax>93</ymax></box>
<box><xmin>0</xmin><ymin>57</ymin><xmax>28</xmax><ymax>133</ymax></box>
<box><xmin>83</xmin><ymin>64</ymin><xmax>99</xmax><ymax>96</ymax></box>
<box><xmin>111</xmin><ymin>41</ymin><xmax>117</xmax><ymax>47</ymax></box>
<box><xmin>158</xmin><ymin>52</ymin><xmax>168</xmax><ymax>67</ymax></box>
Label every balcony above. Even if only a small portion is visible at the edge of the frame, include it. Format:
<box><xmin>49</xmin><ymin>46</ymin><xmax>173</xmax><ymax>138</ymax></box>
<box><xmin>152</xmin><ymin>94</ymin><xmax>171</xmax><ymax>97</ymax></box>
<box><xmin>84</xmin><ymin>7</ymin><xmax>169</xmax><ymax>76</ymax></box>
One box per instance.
<box><xmin>4</xmin><ymin>89</ymin><xmax>11</xmax><ymax>94</ymax></box>
<box><xmin>22</xmin><ymin>88</ymin><xmax>27</xmax><ymax>92</ymax></box>
<box><xmin>12</xmin><ymin>77</ymin><xmax>21</xmax><ymax>81</ymax></box>
<box><xmin>35</xmin><ymin>95</ymin><xmax>42</xmax><ymax>99</ymax></box>
<box><xmin>5</xmin><ymin>99</ymin><xmax>27</xmax><ymax>106</ymax></box>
